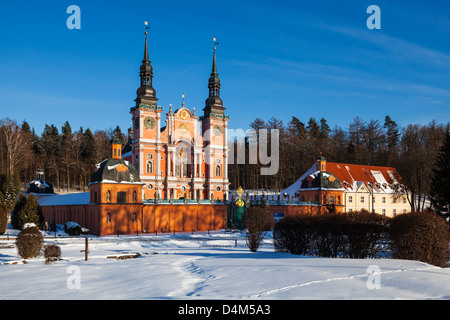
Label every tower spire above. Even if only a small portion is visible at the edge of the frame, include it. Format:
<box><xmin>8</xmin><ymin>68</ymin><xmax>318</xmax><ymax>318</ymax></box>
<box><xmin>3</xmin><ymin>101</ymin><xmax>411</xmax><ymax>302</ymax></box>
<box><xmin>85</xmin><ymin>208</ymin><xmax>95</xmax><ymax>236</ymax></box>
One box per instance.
<box><xmin>204</xmin><ymin>37</ymin><xmax>224</xmax><ymax>116</ymax></box>
<box><xmin>135</xmin><ymin>21</ymin><xmax>158</xmax><ymax>107</ymax></box>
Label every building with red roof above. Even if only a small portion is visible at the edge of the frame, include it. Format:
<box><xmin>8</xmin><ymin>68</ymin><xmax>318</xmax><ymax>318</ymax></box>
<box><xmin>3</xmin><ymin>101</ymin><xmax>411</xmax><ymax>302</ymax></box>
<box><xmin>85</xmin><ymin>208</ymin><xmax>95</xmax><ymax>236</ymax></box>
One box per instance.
<box><xmin>281</xmin><ymin>157</ymin><xmax>410</xmax><ymax>217</ymax></box>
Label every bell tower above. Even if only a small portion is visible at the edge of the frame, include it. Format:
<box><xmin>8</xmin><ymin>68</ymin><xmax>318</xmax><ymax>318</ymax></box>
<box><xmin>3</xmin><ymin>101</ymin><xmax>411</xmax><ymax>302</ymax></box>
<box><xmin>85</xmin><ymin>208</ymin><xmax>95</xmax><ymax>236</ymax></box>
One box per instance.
<box><xmin>130</xmin><ymin>22</ymin><xmax>163</xmax><ymax>199</ymax></box>
<box><xmin>201</xmin><ymin>38</ymin><xmax>230</xmax><ymax>200</ymax></box>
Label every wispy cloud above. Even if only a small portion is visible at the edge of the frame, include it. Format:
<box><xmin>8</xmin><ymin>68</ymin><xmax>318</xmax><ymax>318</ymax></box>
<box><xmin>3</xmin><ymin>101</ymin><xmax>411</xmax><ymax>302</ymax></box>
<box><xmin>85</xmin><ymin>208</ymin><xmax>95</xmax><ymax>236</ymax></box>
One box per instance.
<box><xmin>318</xmin><ymin>24</ymin><xmax>450</xmax><ymax>70</ymax></box>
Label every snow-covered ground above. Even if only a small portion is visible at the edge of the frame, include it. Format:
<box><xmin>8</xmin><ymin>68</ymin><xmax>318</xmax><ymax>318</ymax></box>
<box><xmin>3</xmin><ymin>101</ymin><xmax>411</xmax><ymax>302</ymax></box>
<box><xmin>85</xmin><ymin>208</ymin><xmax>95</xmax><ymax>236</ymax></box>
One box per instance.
<box><xmin>0</xmin><ymin>226</ymin><xmax>449</xmax><ymax>300</ymax></box>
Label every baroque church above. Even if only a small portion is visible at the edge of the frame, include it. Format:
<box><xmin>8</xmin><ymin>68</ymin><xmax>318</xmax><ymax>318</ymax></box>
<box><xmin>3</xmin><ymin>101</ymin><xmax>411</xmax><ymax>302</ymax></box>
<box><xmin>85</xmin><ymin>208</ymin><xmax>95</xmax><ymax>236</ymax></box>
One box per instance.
<box><xmin>124</xmin><ymin>31</ymin><xmax>230</xmax><ymax>201</ymax></box>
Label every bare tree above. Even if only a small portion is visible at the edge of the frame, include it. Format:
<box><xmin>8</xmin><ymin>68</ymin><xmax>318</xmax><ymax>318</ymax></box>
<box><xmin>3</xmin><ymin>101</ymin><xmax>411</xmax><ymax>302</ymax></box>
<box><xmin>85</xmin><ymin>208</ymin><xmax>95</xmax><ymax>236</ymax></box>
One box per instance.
<box><xmin>0</xmin><ymin>119</ymin><xmax>28</xmax><ymax>177</ymax></box>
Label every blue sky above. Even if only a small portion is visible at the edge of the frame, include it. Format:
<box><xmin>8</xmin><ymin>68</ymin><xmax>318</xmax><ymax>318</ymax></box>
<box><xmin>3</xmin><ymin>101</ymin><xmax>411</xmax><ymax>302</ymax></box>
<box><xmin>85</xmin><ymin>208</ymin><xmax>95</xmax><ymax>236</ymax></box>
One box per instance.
<box><xmin>0</xmin><ymin>0</ymin><xmax>449</xmax><ymax>135</ymax></box>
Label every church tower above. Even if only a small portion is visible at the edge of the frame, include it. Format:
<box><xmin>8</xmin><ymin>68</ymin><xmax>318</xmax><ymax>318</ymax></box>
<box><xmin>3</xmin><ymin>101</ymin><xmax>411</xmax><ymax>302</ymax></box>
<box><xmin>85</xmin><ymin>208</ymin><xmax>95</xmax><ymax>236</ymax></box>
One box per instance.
<box><xmin>201</xmin><ymin>40</ymin><xmax>230</xmax><ymax>200</ymax></box>
<box><xmin>130</xmin><ymin>26</ymin><xmax>164</xmax><ymax>199</ymax></box>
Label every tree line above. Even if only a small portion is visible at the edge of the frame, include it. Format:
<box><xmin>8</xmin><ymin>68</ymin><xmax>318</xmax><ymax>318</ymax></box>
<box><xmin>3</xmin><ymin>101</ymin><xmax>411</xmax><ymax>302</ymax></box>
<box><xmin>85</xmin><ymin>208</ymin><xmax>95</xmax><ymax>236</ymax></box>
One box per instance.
<box><xmin>228</xmin><ymin>115</ymin><xmax>449</xmax><ymax>214</ymax></box>
<box><xmin>0</xmin><ymin>114</ymin><xmax>449</xmax><ymax>216</ymax></box>
<box><xmin>0</xmin><ymin>118</ymin><xmax>128</xmax><ymax>210</ymax></box>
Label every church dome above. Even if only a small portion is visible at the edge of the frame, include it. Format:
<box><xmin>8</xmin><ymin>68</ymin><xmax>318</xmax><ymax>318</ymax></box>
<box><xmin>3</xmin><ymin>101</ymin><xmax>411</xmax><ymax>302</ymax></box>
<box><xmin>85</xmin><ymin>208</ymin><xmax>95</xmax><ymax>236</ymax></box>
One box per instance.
<box><xmin>90</xmin><ymin>158</ymin><xmax>140</xmax><ymax>184</ymax></box>
<box><xmin>300</xmin><ymin>171</ymin><xmax>343</xmax><ymax>190</ymax></box>
<box><xmin>26</xmin><ymin>169</ymin><xmax>54</xmax><ymax>194</ymax></box>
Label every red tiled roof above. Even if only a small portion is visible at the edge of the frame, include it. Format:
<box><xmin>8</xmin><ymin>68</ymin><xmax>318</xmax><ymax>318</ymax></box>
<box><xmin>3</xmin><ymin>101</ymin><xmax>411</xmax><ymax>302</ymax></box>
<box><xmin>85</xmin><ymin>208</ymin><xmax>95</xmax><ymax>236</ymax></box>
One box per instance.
<box><xmin>325</xmin><ymin>162</ymin><xmax>405</xmax><ymax>193</ymax></box>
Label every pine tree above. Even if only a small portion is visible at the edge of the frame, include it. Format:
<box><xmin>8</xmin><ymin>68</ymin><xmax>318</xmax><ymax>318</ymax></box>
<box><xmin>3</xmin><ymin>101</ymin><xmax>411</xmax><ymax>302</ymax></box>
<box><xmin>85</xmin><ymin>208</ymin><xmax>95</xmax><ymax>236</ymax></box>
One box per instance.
<box><xmin>319</xmin><ymin>118</ymin><xmax>331</xmax><ymax>139</ymax></box>
<box><xmin>11</xmin><ymin>194</ymin><xmax>27</xmax><ymax>229</ymax></box>
<box><xmin>429</xmin><ymin>124</ymin><xmax>450</xmax><ymax>221</ymax></box>
<box><xmin>384</xmin><ymin>115</ymin><xmax>400</xmax><ymax>149</ymax></box>
<box><xmin>10</xmin><ymin>194</ymin><xmax>43</xmax><ymax>230</ymax></box>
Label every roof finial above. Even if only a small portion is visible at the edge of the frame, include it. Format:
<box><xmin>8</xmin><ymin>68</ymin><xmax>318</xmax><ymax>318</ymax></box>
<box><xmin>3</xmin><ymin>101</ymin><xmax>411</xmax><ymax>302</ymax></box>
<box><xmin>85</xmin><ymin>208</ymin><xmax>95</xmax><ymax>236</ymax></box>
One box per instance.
<box><xmin>212</xmin><ymin>37</ymin><xmax>219</xmax><ymax>74</ymax></box>
<box><xmin>181</xmin><ymin>93</ymin><xmax>185</xmax><ymax>107</ymax></box>
<box><xmin>144</xmin><ymin>20</ymin><xmax>150</xmax><ymax>36</ymax></box>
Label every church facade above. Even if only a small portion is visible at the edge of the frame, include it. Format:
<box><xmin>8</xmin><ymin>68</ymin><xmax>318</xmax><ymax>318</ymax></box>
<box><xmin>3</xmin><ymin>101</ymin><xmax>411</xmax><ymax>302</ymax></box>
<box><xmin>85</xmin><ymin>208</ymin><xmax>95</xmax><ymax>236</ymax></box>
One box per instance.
<box><xmin>125</xmin><ymin>33</ymin><xmax>230</xmax><ymax>202</ymax></box>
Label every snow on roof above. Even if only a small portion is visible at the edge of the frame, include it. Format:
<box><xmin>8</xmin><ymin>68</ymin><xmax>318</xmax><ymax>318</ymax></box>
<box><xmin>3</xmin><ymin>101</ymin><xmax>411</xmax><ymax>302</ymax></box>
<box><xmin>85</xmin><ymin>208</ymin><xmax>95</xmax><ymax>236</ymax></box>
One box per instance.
<box><xmin>38</xmin><ymin>192</ymin><xmax>90</xmax><ymax>206</ymax></box>
<box><xmin>281</xmin><ymin>161</ymin><xmax>406</xmax><ymax>198</ymax></box>
<box><xmin>280</xmin><ymin>164</ymin><xmax>317</xmax><ymax>198</ymax></box>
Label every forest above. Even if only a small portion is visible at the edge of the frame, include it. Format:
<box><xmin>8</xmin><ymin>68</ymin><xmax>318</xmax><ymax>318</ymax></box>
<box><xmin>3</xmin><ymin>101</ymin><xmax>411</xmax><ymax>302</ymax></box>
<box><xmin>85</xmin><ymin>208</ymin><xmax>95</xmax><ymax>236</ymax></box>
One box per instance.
<box><xmin>0</xmin><ymin>114</ymin><xmax>449</xmax><ymax>215</ymax></box>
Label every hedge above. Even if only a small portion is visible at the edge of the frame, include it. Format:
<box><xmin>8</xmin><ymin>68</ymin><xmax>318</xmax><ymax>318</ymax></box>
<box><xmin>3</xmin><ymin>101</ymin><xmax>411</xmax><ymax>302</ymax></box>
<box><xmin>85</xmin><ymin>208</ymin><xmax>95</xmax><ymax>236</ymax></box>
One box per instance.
<box><xmin>274</xmin><ymin>211</ymin><xmax>449</xmax><ymax>267</ymax></box>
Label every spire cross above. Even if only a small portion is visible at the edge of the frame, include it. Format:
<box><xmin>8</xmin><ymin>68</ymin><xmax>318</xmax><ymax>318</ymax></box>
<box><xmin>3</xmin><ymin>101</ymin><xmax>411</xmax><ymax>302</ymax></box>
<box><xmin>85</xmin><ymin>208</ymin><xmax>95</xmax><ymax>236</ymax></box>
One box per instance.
<box><xmin>213</xmin><ymin>37</ymin><xmax>219</xmax><ymax>51</ymax></box>
<box><xmin>144</xmin><ymin>21</ymin><xmax>150</xmax><ymax>36</ymax></box>
<box><xmin>181</xmin><ymin>93</ymin><xmax>185</xmax><ymax>107</ymax></box>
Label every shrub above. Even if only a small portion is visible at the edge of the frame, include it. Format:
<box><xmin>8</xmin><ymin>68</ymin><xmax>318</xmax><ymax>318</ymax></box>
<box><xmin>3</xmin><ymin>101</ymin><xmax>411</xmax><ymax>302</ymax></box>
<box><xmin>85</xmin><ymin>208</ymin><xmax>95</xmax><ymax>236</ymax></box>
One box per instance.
<box><xmin>341</xmin><ymin>211</ymin><xmax>390</xmax><ymax>259</ymax></box>
<box><xmin>16</xmin><ymin>224</ymin><xmax>44</xmax><ymax>259</ymax></box>
<box><xmin>65</xmin><ymin>221</ymin><xmax>88</xmax><ymax>236</ymax></box>
<box><xmin>273</xmin><ymin>211</ymin><xmax>390</xmax><ymax>259</ymax></box>
<box><xmin>0</xmin><ymin>193</ymin><xmax>7</xmax><ymax>235</ymax></box>
<box><xmin>44</xmin><ymin>244</ymin><xmax>61</xmax><ymax>264</ymax></box>
<box><xmin>390</xmin><ymin>211</ymin><xmax>450</xmax><ymax>267</ymax></box>
<box><xmin>243</xmin><ymin>206</ymin><xmax>273</xmax><ymax>252</ymax></box>
<box><xmin>274</xmin><ymin>215</ymin><xmax>315</xmax><ymax>254</ymax></box>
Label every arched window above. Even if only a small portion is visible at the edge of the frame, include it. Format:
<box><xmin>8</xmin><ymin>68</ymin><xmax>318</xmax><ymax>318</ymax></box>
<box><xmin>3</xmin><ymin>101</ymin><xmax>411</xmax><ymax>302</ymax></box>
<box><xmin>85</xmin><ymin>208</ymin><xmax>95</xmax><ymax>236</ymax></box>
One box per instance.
<box><xmin>106</xmin><ymin>190</ymin><xmax>111</xmax><ymax>202</ymax></box>
<box><xmin>106</xmin><ymin>212</ymin><xmax>111</xmax><ymax>223</ymax></box>
<box><xmin>132</xmin><ymin>212</ymin><xmax>137</xmax><ymax>223</ymax></box>
<box><xmin>132</xmin><ymin>190</ymin><xmax>137</xmax><ymax>202</ymax></box>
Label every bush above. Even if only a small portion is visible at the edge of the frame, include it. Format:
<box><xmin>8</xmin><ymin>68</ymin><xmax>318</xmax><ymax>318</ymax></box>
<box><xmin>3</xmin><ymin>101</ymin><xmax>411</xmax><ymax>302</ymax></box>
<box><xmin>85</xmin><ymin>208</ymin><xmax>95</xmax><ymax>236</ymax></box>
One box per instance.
<box><xmin>273</xmin><ymin>211</ymin><xmax>390</xmax><ymax>259</ymax></box>
<box><xmin>341</xmin><ymin>211</ymin><xmax>390</xmax><ymax>259</ymax></box>
<box><xmin>390</xmin><ymin>211</ymin><xmax>450</xmax><ymax>267</ymax></box>
<box><xmin>65</xmin><ymin>221</ymin><xmax>88</xmax><ymax>236</ymax></box>
<box><xmin>274</xmin><ymin>215</ymin><xmax>315</xmax><ymax>255</ymax></box>
<box><xmin>16</xmin><ymin>224</ymin><xmax>44</xmax><ymax>259</ymax></box>
<box><xmin>44</xmin><ymin>244</ymin><xmax>61</xmax><ymax>264</ymax></box>
<box><xmin>243</xmin><ymin>206</ymin><xmax>273</xmax><ymax>252</ymax></box>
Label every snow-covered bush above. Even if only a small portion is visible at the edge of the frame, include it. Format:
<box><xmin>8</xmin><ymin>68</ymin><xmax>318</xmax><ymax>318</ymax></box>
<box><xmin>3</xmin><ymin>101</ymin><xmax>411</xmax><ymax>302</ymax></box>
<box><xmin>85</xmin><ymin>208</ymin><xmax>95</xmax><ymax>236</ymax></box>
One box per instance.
<box><xmin>64</xmin><ymin>221</ymin><xmax>89</xmax><ymax>236</ymax></box>
<box><xmin>15</xmin><ymin>224</ymin><xmax>44</xmax><ymax>259</ymax></box>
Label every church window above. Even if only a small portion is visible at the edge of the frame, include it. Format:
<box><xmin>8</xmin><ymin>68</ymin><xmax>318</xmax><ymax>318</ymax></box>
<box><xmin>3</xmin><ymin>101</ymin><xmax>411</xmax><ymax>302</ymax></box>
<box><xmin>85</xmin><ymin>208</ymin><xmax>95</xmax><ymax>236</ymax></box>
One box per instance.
<box><xmin>106</xmin><ymin>190</ymin><xmax>111</xmax><ymax>202</ymax></box>
<box><xmin>133</xmin><ymin>191</ymin><xmax>137</xmax><ymax>202</ymax></box>
<box><xmin>117</xmin><ymin>191</ymin><xmax>127</xmax><ymax>203</ymax></box>
<box><xmin>106</xmin><ymin>212</ymin><xmax>111</xmax><ymax>223</ymax></box>
<box><xmin>132</xmin><ymin>212</ymin><xmax>137</xmax><ymax>223</ymax></box>
<box><xmin>328</xmin><ymin>196</ymin><xmax>335</xmax><ymax>205</ymax></box>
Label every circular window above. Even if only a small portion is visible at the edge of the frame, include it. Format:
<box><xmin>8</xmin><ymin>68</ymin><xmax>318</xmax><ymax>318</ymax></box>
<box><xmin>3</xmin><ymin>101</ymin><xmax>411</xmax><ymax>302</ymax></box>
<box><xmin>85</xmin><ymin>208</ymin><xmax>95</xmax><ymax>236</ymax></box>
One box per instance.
<box><xmin>181</xmin><ymin>186</ymin><xmax>186</xmax><ymax>192</ymax></box>
<box><xmin>147</xmin><ymin>184</ymin><xmax>153</xmax><ymax>190</ymax></box>
<box><xmin>216</xmin><ymin>186</ymin><xmax>221</xmax><ymax>192</ymax></box>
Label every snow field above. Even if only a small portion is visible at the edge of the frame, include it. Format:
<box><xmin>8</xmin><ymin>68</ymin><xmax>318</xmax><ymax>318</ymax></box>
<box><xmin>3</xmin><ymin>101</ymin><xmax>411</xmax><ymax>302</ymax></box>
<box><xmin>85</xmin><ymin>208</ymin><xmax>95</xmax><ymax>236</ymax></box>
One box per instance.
<box><xmin>0</xmin><ymin>229</ymin><xmax>449</xmax><ymax>300</ymax></box>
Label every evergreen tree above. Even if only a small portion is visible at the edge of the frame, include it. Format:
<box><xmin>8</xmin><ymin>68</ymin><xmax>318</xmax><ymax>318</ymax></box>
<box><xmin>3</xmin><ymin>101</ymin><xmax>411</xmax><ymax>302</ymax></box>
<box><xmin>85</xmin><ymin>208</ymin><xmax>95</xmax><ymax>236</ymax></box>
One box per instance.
<box><xmin>384</xmin><ymin>115</ymin><xmax>400</xmax><ymax>149</ymax></box>
<box><xmin>10</xmin><ymin>194</ymin><xmax>43</xmax><ymax>230</ymax></box>
<box><xmin>319</xmin><ymin>118</ymin><xmax>331</xmax><ymax>139</ymax></box>
<box><xmin>11</xmin><ymin>194</ymin><xmax>27</xmax><ymax>229</ymax></box>
<box><xmin>307</xmin><ymin>118</ymin><xmax>320</xmax><ymax>139</ymax></box>
<box><xmin>429</xmin><ymin>124</ymin><xmax>450</xmax><ymax>221</ymax></box>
